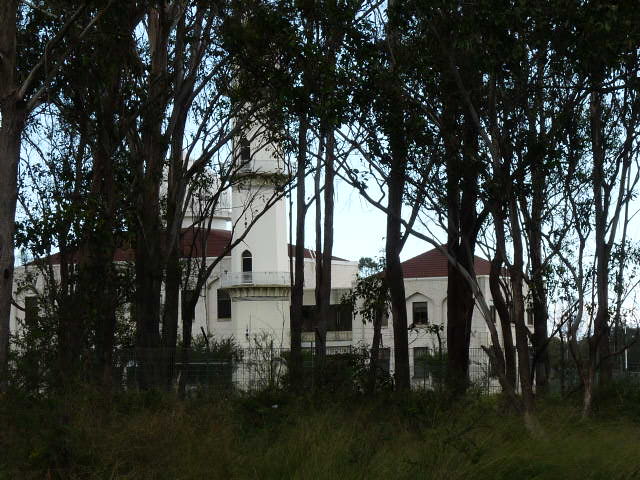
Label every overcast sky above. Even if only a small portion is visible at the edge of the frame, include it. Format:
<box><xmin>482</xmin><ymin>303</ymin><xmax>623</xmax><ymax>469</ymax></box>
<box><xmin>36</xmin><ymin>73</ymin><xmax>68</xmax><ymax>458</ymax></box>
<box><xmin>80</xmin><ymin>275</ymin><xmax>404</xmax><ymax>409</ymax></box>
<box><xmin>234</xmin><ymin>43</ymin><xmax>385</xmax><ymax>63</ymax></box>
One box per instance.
<box><xmin>301</xmin><ymin>175</ymin><xmax>436</xmax><ymax>264</ymax></box>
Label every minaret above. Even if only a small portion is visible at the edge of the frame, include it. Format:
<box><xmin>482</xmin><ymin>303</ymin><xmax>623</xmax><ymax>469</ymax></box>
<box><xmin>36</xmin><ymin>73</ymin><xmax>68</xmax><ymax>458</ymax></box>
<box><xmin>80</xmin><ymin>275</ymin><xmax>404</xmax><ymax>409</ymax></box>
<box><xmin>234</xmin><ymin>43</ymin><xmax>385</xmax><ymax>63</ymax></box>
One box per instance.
<box><xmin>220</xmin><ymin>123</ymin><xmax>291</xmax><ymax>346</ymax></box>
<box><xmin>230</xmin><ymin>125</ymin><xmax>289</xmax><ymax>275</ymax></box>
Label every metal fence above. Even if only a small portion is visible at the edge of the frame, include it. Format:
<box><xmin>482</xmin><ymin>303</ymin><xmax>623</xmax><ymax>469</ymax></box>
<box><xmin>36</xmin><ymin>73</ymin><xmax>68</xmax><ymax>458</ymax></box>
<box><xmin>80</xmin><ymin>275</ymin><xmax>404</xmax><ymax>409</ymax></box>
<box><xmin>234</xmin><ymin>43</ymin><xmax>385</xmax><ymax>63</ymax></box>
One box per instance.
<box><xmin>113</xmin><ymin>345</ymin><xmax>505</xmax><ymax>394</ymax></box>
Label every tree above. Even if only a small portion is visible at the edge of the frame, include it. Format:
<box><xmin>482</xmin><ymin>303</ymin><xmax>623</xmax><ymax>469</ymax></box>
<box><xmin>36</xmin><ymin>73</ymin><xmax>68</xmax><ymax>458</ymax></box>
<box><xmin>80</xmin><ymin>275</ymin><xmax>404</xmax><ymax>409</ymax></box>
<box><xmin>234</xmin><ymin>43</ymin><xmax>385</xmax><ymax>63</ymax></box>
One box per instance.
<box><xmin>0</xmin><ymin>1</ymin><xmax>111</xmax><ymax>390</ymax></box>
<box><xmin>344</xmin><ymin>256</ymin><xmax>389</xmax><ymax>393</ymax></box>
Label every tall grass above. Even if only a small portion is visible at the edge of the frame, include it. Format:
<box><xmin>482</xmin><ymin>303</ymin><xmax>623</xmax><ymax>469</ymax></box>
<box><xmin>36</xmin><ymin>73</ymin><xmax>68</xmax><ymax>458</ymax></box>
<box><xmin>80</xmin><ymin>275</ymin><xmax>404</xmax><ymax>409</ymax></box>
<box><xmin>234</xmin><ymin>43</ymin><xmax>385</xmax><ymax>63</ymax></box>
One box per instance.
<box><xmin>1</xmin><ymin>386</ymin><xmax>640</xmax><ymax>479</ymax></box>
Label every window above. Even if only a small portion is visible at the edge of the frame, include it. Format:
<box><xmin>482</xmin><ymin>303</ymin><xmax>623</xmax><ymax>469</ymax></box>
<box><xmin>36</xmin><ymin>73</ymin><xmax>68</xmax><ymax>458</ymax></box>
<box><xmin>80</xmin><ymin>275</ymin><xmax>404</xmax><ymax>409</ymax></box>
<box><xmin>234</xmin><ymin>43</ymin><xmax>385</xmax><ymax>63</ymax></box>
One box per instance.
<box><xmin>414</xmin><ymin>347</ymin><xmax>428</xmax><ymax>379</ymax></box>
<box><xmin>334</xmin><ymin>304</ymin><xmax>352</xmax><ymax>331</ymax></box>
<box><xmin>412</xmin><ymin>302</ymin><xmax>428</xmax><ymax>325</ymax></box>
<box><xmin>241</xmin><ymin>250</ymin><xmax>252</xmax><ymax>283</ymax></box>
<box><xmin>217</xmin><ymin>290</ymin><xmax>231</xmax><ymax>320</ymax></box>
<box><xmin>301</xmin><ymin>305</ymin><xmax>315</xmax><ymax>332</ymax></box>
<box><xmin>242</xmin><ymin>250</ymin><xmax>252</xmax><ymax>272</ymax></box>
<box><xmin>24</xmin><ymin>296</ymin><xmax>39</xmax><ymax>327</ymax></box>
<box><xmin>240</xmin><ymin>137</ymin><xmax>250</xmax><ymax>161</ymax></box>
<box><xmin>238</xmin><ymin>137</ymin><xmax>251</xmax><ymax>171</ymax></box>
<box><xmin>490</xmin><ymin>305</ymin><xmax>496</xmax><ymax>323</ymax></box>
<box><xmin>300</xmin><ymin>304</ymin><xmax>353</xmax><ymax>333</ymax></box>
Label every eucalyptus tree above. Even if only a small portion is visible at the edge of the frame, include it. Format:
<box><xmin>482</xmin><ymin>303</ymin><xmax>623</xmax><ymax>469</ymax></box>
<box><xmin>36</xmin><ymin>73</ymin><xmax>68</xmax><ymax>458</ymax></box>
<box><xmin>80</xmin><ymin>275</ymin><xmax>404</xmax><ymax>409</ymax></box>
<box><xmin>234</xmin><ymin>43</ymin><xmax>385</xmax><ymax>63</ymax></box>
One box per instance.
<box><xmin>338</xmin><ymin>0</ymin><xmax>439</xmax><ymax>390</ymax></box>
<box><xmin>0</xmin><ymin>0</ymin><xmax>113</xmax><ymax>390</ymax></box>
<box><xmin>552</xmin><ymin>0</ymin><xmax>640</xmax><ymax>414</ymax></box>
<box><xmin>225</xmin><ymin>0</ymin><xmax>376</xmax><ymax>383</ymax></box>
<box><xmin>112</xmin><ymin>0</ymin><xmax>257</xmax><ymax>389</ymax></box>
<box><xmin>56</xmin><ymin>3</ymin><xmax>143</xmax><ymax>387</ymax></box>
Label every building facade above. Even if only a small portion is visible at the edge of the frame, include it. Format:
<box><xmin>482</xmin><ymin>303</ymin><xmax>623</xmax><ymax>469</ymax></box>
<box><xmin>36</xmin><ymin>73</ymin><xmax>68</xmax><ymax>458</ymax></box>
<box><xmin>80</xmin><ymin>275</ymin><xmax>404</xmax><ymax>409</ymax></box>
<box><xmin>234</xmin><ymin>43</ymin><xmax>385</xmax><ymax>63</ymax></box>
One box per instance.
<box><xmin>9</xmin><ymin>129</ymin><xmax>521</xmax><ymax>389</ymax></box>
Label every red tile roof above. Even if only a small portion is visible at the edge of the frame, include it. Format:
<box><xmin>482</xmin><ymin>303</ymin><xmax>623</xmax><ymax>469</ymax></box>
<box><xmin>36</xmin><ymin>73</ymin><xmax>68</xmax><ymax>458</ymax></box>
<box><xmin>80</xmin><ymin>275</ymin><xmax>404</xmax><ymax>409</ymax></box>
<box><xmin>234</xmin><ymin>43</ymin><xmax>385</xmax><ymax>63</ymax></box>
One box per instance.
<box><xmin>41</xmin><ymin>228</ymin><xmax>349</xmax><ymax>264</ymax></box>
<box><xmin>400</xmin><ymin>247</ymin><xmax>492</xmax><ymax>279</ymax></box>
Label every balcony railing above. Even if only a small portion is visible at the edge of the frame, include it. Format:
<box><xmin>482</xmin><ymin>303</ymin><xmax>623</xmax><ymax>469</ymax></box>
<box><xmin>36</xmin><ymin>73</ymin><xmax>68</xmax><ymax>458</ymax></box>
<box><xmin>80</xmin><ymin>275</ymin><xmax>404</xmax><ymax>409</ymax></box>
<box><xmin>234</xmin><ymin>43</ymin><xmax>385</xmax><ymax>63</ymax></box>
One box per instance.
<box><xmin>220</xmin><ymin>271</ymin><xmax>290</xmax><ymax>288</ymax></box>
<box><xmin>302</xmin><ymin>331</ymin><xmax>353</xmax><ymax>342</ymax></box>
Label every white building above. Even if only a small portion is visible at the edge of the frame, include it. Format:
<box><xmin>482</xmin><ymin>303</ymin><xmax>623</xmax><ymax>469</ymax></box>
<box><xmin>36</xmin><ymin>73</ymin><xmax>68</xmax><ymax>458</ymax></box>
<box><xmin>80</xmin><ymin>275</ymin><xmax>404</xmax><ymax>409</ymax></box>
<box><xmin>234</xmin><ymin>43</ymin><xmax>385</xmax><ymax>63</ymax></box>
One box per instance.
<box><xmin>9</xmin><ymin>128</ymin><xmax>520</xmax><ymax>389</ymax></box>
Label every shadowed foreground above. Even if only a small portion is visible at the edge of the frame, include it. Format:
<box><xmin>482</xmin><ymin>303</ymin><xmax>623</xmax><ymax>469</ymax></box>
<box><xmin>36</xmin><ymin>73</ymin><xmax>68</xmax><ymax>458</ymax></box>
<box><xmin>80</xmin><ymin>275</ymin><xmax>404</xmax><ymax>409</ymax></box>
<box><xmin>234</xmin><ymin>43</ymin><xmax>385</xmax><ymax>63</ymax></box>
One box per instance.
<box><xmin>2</xmin><ymin>386</ymin><xmax>640</xmax><ymax>479</ymax></box>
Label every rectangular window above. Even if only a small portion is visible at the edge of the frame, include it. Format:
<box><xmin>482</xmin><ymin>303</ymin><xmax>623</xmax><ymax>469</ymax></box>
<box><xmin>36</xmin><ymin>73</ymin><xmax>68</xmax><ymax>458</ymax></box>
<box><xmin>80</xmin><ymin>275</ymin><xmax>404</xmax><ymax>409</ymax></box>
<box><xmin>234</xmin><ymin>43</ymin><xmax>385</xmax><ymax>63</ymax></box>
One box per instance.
<box><xmin>413</xmin><ymin>347</ymin><xmax>428</xmax><ymax>379</ymax></box>
<box><xmin>335</xmin><ymin>304</ymin><xmax>352</xmax><ymax>331</ymax></box>
<box><xmin>217</xmin><ymin>290</ymin><xmax>231</xmax><ymax>320</ymax></box>
<box><xmin>413</xmin><ymin>302</ymin><xmax>428</xmax><ymax>325</ymax></box>
<box><xmin>490</xmin><ymin>305</ymin><xmax>496</xmax><ymax>323</ymax></box>
<box><xmin>301</xmin><ymin>306</ymin><xmax>315</xmax><ymax>332</ymax></box>
<box><xmin>24</xmin><ymin>296</ymin><xmax>39</xmax><ymax>326</ymax></box>
<box><xmin>240</xmin><ymin>138</ymin><xmax>250</xmax><ymax>161</ymax></box>
<box><xmin>301</xmin><ymin>304</ymin><xmax>353</xmax><ymax>332</ymax></box>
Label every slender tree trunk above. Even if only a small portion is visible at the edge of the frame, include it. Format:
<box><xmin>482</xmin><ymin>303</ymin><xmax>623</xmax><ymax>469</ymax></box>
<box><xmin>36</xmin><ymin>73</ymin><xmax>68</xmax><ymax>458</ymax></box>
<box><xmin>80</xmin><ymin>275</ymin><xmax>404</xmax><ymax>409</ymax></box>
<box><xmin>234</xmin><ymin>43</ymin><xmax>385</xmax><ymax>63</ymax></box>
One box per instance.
<box><xmin>0</xmin><ymin>113</ymin><xmax>23</xmax><ymax>391</ymax></box>
<box><xmin>0</xmin><ymin>0</ymin><xmax>21</xmax><ymax>391</ymax></box>
<box><xmin>314</xmin><ymin>134</ymin><xmax>325</xmax><ymax>361</ymax></box>
<box><xmin>134</xmin><ymin>6</ymin><xmax>170</xmax><ymax>390</ymax></box>
<box><xmin>178</xmin><ymin>294</ymin><xmax>195</xmax><ymax>397</ymax></box>
<box><xmin>162</xmin><ymin>244</ymin><xmax>181</xmax><ymax>389</ymax></box>
<box><xmin>290</xmin><ymin>113</ymin><xmax>309</xmax><ymax>389</ymax></box>
<box><xmin>489</xmin><ymin>246</ymin><xmax>516</xmax><ymax>390</ymax></box>
<box><xmin>368</xmin><ymin>310</ymin><xmax>382</xmax><ymax>394</ymax></box>
<box><xmin>85</xmin><ymin>137</ymin><xmax>118</xmax><ymax>389</ymax></box>
<box><xmin>529</xmin><ymin>169</ymin><xmax>549</xmax><ymax>395</ymax></box>
<box><xmin>386</xmin><ymin>162</ymin><xmax>410</xmax><ymax>391</ymax></box>
<box><xmin>527</xmin><ymin>51</ymin><xmax>550</xmax><ymax>396</ymax></box>
<box><xmin>509</xmin><ymin>197</ymin><xmax>535</xmax><ymax>419</ymax></box>
<box><xmin>315</xmin><ymin>130</ymin><xmax>335</xmax><ymax>364</ymax></box>
<box><xmin>590</xmin><ymin>85</ymin><xmax>612</xmax><ymax>387</ymax></box>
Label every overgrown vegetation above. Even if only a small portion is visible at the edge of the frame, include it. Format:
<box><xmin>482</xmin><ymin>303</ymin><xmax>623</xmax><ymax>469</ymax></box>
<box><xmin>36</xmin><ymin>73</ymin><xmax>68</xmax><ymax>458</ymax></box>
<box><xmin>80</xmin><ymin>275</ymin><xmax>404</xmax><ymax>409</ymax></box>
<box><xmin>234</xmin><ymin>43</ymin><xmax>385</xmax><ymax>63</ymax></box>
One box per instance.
<box><xmin>2</xmin><ymin>384</ymin><xmax>640</xmax><ymax>479</ymax></box>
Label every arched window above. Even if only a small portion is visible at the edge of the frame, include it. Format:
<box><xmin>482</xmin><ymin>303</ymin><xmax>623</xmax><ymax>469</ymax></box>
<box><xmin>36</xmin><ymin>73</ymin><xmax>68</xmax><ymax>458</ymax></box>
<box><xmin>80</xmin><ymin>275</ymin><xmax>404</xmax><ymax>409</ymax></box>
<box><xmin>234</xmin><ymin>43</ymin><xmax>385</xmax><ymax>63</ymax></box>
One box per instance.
<box><xmin>242</xmin><ymin>250</ymin><xmax>252</xmax><ymax>272</ymax></box>
<box><xmin>217</xmin><ymin>290</ymin><xmax>231</xmax><ymax>320</ymax></box>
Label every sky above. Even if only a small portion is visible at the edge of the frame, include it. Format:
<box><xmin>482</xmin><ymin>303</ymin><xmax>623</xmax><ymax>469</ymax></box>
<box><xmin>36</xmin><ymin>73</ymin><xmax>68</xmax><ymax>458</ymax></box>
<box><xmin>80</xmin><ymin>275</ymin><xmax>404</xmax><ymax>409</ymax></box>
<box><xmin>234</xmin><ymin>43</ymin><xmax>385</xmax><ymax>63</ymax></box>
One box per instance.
<box><xmin>302</xmin><ymin>175</ymin><xmax>436</xmax><ymax>264</ymax></box>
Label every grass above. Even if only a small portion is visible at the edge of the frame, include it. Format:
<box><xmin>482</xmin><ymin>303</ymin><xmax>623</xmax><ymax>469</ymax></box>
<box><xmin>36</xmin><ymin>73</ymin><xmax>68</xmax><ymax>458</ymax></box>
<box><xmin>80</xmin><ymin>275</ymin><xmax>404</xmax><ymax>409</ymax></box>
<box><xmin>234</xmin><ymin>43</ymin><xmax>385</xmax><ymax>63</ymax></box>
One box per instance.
<box><xmin>1</xmin><ymin>386</ymin><xmax>640</xmax><ymax>479</ymax></box>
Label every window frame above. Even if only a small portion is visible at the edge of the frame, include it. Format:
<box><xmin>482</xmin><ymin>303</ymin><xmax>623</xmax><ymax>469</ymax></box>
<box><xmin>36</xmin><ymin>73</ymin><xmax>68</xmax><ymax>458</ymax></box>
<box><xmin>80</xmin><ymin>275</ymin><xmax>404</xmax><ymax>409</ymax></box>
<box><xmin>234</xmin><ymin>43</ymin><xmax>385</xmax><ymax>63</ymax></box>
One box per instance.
<box><xmin>217</xmin><ymin>289</ymin><xmax>231</xmax><ymax>320</ymax></box>
<box><xmin>241</xmin><ymin>250</ymin><xmax>252</xmax><ymax>273</ymax></box>
<box><xmin>412</xmin><ymin>301</ymin><xmax>429</xmax><ymax>325</ymax></box>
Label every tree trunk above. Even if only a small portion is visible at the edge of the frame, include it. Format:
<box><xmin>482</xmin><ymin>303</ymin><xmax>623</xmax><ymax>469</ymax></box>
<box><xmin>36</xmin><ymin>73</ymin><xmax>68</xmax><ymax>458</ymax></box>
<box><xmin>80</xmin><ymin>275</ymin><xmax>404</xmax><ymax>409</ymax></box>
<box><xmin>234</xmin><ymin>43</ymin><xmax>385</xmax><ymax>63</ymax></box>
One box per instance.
<box><xmin>314</xmin><ymin>134</ymin><xmax>325</xmax><ymax>361</ymax></box>
<box><xmin>133</xmin><ymin>5</ymin><xmax>170</xmax><ymax>390</ymax></box>
<box><xmin>0</xmin><ymin>0</ymin><xmax>20</xmax><ymax>392</ymax></box>
<box><xmin>590</xmin><ymin>85</ymin><xmax>612</xmax><ymax>387</ymax></box>
<box><xmin>509</xmin><ymin>197</ymin><xmax>535</xmax><ymax>418</ymax></box>
<box><xmin>85</xmin><ymin>136</ymin><xmax>118</xmax><ymax>390</ymax></box>
<box><xmin>316</xmin><ymin>130</ymin><xmax>335</xmax><ymax>364</ymax></box>
<box><xmin>441</xmin><ymin>55</ymin><xmax>480</xmax><ymax>395</ymax></box>
<box><xmin>161</xmin><ymin>244</ymin><xmax>181</xmax><ymax>390</ymax></box>
<box><xmin>529</xmin><ymin>172</ymin><xmax>549</xmax><ymax>395</ymax></box>
<box><xmin>386</xmin><ymin>163</ymin><xmax>410</xmax><ymax>391</ymax></box>
<box><xmin>290</xmin><ymin>113</ymin><xmax>309</xmax><ymax>389</ymax></box>
<box><xmin>368</xmin><ymin>310</ymin><xmax>383</xmax><ymax>394</ymax></box>
<box><xmin>0</xmin><ymin>113</ymin><xmax>23</xmax><ymax>391</ymax></box>
<box><xmin>489</xmin><ymin>246</ymin><xmax>516</xmax><ymax>390</ymax></box>
<box><xmin>178</xmin><ymin>294</ymin><xmax>195</xmax><ymax>397</ymax></box>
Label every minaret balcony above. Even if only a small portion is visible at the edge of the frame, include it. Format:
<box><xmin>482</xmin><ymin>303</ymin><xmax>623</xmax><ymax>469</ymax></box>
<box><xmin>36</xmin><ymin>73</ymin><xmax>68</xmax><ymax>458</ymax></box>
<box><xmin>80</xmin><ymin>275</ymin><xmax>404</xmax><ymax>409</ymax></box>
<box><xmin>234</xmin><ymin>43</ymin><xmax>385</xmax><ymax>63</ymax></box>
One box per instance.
<box><xmin>220</xmin><ymin>271</ymin><xmax>290</xmax><ymax>289</ymax></box>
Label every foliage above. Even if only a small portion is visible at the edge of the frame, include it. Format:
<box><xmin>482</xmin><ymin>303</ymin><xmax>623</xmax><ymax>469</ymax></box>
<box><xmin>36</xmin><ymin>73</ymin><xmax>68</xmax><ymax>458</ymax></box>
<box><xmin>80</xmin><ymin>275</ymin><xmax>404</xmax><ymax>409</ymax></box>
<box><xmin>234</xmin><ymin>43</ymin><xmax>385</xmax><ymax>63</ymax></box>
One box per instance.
<box><xmin>343</xmin><ymin>256</ymin><xmax>389</xmax><ymax>326</ymax></box>
<box><xmin>3</xmin><ymin>386</ymin><xmax>640</xmax><ymax>479</ymax></box>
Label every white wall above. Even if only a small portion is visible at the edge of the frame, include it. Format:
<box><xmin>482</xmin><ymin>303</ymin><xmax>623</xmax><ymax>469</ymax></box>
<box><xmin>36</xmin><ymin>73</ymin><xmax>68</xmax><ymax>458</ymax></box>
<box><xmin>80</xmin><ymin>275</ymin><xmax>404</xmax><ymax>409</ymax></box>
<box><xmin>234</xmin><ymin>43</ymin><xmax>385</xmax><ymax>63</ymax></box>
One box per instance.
<box><xmin>230</xmin><ymin>181</ymin><xmax>289</xmax><ymax>274</ymax></box>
